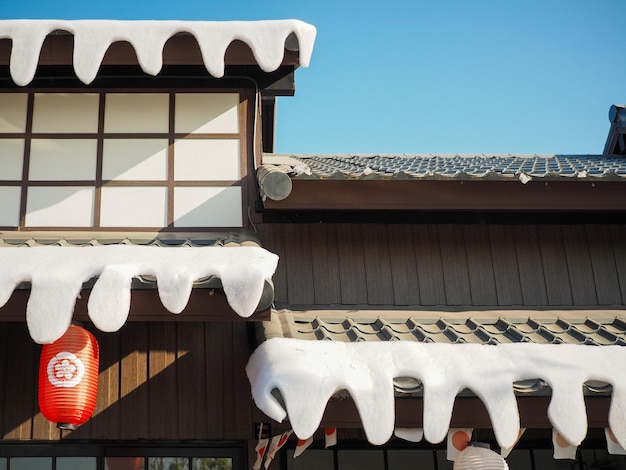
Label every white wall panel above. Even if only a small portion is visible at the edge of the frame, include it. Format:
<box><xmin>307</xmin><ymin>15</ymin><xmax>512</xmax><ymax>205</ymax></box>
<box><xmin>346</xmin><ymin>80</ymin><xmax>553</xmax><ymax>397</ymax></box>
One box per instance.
<box><xmin>0</xmin><ymin>139</ymin><xmax>24</xmax><ymax>180</ymax></box>
<box><xmin>0</xmin><ymin>94</ymin><xmax>27</xmax><ymax>133</ymax></box>
<box><xmin>102</xmin><ymin>139</ymin><xmax>168</xmax><ymax>181</ymax></box>
<box><xmin>0</xmin><ymin>187</ymin><xmax>21</xmax><ymax>226</ymax></box>
<box><xmin>174</xmin><ymin>139</ymin><xmax>240</xmax><ymax>181</ymax></box>
<box><xmin>26</xmin><ymin>187</ymin><xmax>94</xmax><ymax>227</ymax></box>
<box><xmin>175</xmin><ymin>93</ymin><xmax>239</xmax><ymax>134</ymax></box>
<box><xmin>32</xmin><ymin>93</ymin><xmax>99</xmax><ymax>133</ymax></box>
<box><xmin>100</xmin><ymin>187</ymin><xmax>167</xmax><ymax>227</ymax></box>
<box><xmin>104</xmin><ymin>94</ymin><xmax>169</xmax><ymax>133</ymax></box>
<box><xmin>174</xmin><ymin>187</ymin><xmax>242</xmax><ymax>227</ymax></box>
<box><xmin>29</xmin><ymin>139</ymin><xmax>97</xmax><ymax>180</ymax></box>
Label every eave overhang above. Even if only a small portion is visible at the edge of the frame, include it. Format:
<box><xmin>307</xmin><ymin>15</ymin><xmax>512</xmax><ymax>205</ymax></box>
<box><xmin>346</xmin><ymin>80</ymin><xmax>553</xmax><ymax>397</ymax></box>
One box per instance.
<box><xmin>247</xmin><ymin>337</ymin><xmax>626</xmax><ymax>449</ymax></box>
<box><xmin>0</xmin><ymin>19</ymin><xmax>316</xmax><ymax>87</ymax></box>
<box><xmin>261</xmin><ymin>179</ymin><xmax>626</xmax><ymax>211</ymax></box>
<box><xmin>246</xmin><ymin>309</ymin><xmax>626</xmax><ymax>449</ymax></box>
<box><xmin>0</xmin><ymin>240</ymin><xmax>279</xmax><ymax>343</ymax></box>
<box><xmin>258</xmin><ymin>154</ymin><xmax>626</xmax><ymax>211</ymax></box>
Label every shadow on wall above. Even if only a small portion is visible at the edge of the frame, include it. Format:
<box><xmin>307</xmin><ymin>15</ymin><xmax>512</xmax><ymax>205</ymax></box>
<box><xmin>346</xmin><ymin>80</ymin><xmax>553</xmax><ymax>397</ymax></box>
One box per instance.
<box><xmin>172</xmin><ymin>184</ymin><xmax>243</xmax><ymax>228</ymax></box>
<box><xmin>0</xmin><ymin>321</ymin><xmax>254</xmax><ymax>441</ymax></box>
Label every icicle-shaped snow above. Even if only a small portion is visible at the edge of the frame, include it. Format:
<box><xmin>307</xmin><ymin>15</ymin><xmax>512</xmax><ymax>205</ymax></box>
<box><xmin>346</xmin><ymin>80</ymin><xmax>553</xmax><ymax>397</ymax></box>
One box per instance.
<box><xmin>246</xmin><ymin>338</ymin><xmax>626</xmax><ymax>450</ymax></box>
<box><xmin>0</xmin><ymin>19</ymin><xmax>317</xmax><ymax>86</ymax></box>
<box><xmin>0</xmin><ymin>245</ymin><xmax>278</xmax><ymax>343</ymax></box>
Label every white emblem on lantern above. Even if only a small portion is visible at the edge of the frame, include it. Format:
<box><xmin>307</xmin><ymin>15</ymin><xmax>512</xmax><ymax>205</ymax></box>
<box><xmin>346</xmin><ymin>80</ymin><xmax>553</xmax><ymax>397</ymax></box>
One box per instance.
<box><xmin>47</xmin><ymin>352</ymin><xmax>85</xmax><ymax>388</ymax></box>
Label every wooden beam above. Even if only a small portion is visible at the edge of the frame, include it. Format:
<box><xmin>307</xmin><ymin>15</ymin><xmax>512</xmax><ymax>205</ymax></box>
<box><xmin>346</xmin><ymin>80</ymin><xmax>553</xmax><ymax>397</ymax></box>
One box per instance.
<box><xmin>262</xmin><ymin>180</ymin><xmax>626</xmax><ymax>211</ymax></box>
<box><xmin>0</xmin><ymin>36</ymin><xmax>301</xmax><ymax>68</ymax></box>
<box><xmin>0</xmin><ymin>289</ymin><xmax>270</xmax><ymax>322</ymax></box>
<box><xmin>306</xmin><ymin>396</ymin><xmax>612</xmax><ymax>429</ymax></box>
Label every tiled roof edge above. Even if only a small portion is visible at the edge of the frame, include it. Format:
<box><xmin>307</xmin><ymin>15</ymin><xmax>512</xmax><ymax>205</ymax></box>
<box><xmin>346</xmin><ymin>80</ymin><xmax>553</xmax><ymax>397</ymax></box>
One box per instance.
<box><xmin>262</xmin><ymin>153</ymin><xmax>626</xmax><ymax>182</ymax></box>
<box><xmin>0</xmin><ymin>230</ymin><xmax>262</xmax><ymax>247</ymax></box>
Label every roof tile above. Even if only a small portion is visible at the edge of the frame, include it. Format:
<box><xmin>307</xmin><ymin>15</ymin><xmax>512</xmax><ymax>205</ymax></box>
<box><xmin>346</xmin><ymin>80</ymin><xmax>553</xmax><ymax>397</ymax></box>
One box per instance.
<box><xmin>272</xmin><ymin>309</ymin><xmax>626</xmax><ymax>346</ymax></box>
<box><xmin>263</xmin><ymin>154</ymin><xmax>626</xmax><ymax>181</ymax></box>
<box><xmin>264</xmin><ymin>309</ymin><xmax>626</xmax><ymax>396</ymax></box>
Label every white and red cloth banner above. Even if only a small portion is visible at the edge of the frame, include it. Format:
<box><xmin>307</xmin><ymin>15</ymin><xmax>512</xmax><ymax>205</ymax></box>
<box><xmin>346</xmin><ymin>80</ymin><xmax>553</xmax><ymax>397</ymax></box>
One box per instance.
<box><xmin>264</xmin><ymin>431</ymin><xmax>292</xmax><ymax>469</ymax></box>
<box><xmin>252</xmin><ymin>438</ymin><xmax>269</xmax><ymax>470</ymax></box>
<box><xmin>325</xmin><ymin>427</ymin><xmax>337</xmax><ymax>448</ymax></box>
<box><xmin>501</xmin><ymin>428</ymin><xmax>526</xmax><ymax>458</ymax></box>
<box><xmin>447</xmin><ymin>428</ymin><xmax>473</xmax><ymax>461</ymax></box>
<box><xmin>294</xmin><ymin>436</ymin><xmax>314</xmax><ymax>458</ymax></box>
<box><xmin>552</xmin><ymin>430</ymin><xmax>578</xmax><ymax>460</ymax></box>
<box><xmin>394</xmin><ymin>428</ymin><xmax>424</xmax><ymax>442</ymax></box>
<box><xmin>606</xmin><ymin>428</ymin><xmax>626</xmax><ymax>455</ymax></box>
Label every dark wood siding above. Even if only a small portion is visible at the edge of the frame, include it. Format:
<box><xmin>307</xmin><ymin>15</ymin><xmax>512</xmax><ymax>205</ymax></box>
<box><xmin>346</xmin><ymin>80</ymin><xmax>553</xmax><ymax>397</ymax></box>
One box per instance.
<box><xmin>387</xmin><ymin>225</ymin><xmax>420</xmax><ymax>306</ymax></box>
<box><xmin>260</xmin><ymin>223</ymin><xmax>626</xmax><ymax>308</ymax></box>
<box><xmin>413</xmin><ymin>225</ymin><xmax>446</xmax><ymax>306</ymax></box>
<box><xmin>0</xmin><ymin>322</ymin><xmax>254</xmax><ymax>441</ymax></box>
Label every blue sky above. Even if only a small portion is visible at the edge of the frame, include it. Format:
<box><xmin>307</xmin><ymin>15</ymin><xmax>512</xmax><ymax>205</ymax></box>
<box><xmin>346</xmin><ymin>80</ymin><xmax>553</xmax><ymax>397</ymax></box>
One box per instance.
<box><xmin>1</xmin><ymin>1</ymin><xmax>624</xmax><ymax>155</ymax></box>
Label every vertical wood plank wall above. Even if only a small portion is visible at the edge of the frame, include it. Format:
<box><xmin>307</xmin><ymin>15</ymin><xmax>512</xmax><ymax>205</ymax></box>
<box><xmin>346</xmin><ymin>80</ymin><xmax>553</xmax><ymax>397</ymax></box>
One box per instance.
<box><xmin>257</xmin><ymin>223</ymin><xmax>626</xmax><ymax>308</ymax></box>
<box><xmin>2</xmin><ymin>222</ymin><xmax>624</xmax><ymax>442</ymax></box>
<box><xmin>0</xmin><ymin>322</ymin><xmax>254</xmax><ymax>441</ymax></box>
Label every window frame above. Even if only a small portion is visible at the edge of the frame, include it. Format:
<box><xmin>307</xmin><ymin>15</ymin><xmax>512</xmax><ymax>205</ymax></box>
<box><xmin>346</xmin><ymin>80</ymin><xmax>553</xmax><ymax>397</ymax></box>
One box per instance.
<box><xmin>0</xmin><ymin>88</ymin><xmax>254</xmax><ymax>231</ymax></box>
<box><xmin>0</xmin><ymin>442</ymin><xmax>245</xmax><ymax>470</ymax></box>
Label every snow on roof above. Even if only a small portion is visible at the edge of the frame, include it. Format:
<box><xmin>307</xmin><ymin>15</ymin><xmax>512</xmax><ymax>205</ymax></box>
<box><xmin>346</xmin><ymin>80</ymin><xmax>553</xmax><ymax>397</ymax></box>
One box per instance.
<box><xmin>0</xmin><ymin>245</ymin><xmax>278</xmax><ymax>343</ymax></box>
<box><xmin>0</xmin><ymin>19</ymin><xmax>317</xmax><ymax>86</ymax></box>
<box><xmin>246</xmin><ymin>338</ymin><xmax>626</xmax><ymax>450</ymax></box>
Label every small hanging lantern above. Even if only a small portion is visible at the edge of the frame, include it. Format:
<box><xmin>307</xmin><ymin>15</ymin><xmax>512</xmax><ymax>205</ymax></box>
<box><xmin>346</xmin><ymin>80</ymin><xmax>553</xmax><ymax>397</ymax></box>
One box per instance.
<box><xmin>454</xmin><ymin>444</ymin><xmax>509</xmax><ymax>470</ymax></box>
<box><xmin>38</xmin><ymin>324</ymin><xmax>99</xmax><ymax>430</ymax></box>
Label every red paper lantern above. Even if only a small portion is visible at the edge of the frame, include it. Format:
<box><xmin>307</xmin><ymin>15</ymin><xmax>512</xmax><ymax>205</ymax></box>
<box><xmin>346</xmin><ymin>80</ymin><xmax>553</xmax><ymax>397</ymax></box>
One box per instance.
<box><xmin>38</xmin><ymin>324</ymin><xmax>99</xmax><ymax>430</ymax></box>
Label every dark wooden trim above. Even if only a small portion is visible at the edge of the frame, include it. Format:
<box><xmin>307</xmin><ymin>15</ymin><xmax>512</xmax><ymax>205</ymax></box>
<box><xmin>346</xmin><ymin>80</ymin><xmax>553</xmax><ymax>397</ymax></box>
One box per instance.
<box><xmin>174</xmin><ymin>133</ymin><xmax>241</xmax><ymax>139</ymax></box>
<box><xmin>0</xmin><ymin>86</ymin><xmax>253</xmax><ymax>94</ymax></box>
<box><xmin>0</xmin><ymin>289</ymin><xmax>270</xmax><ymax>322</ymax></box>
<box><xmin>18</xmin><ymin>93</ymin><xmax>34</xmax><ymax>227</ymax></box>
<box><xmin>306</xmin><ymin>396</ymin><xmax>612</xmax><ymax>430</ymax></box>
<box><xmin>0</xmin><ymin>133</ymin><xmax>28</xmax><ymax>138</ymax></box>
<box><xmin>172</xmin><ymin>181</ymin><xmax>243</xmax><ymax>187</ymax></box>
<box><xmin>0</xmin><ymin>133</ymin><xmax>242</xmax><ymax>140</ymax></box>
<box><xmin>262</xmin><ymin>180</ymin><xmax>626</xmax><ymax>211</ymax></box>
<box><xmin>93</xmin><ymin>93</ymin><xmax>105</xmax><ymax>227</ymax></box>
<box><xmin>168</xmin><ymin>93</ymin><xmax>176</xmax><ymax>228</ymax></box>
<box><xmin>261</xmin><ymin>97</ymin><xmax>275</xmax><ymax>153</ymax></box>
<box><xmin>23</xmin><ymin>180</ymin><xmax>96</xmax><ymax>186</ymax></box>
<box><xmin>21</xmin><ymin>133</ymin><xmax>100</xmax><ymax>138</ymax></box>
<box><xmin>240</xmin><ymin>90</ymin><xmax>253</xmax><ymax>228</ymax></box>
<box><xmin>0</xmin><ymin>35</ymin><xmax>302</xmax><ymax>67</ymax></box>
<box><xmin>101</xmin><ymin>180</ymin><xmax>166</xmax><ymax>187</ymax></box>
<box><xmin>1</xmin><ymin>89</ymin><xmax>249</xmax><ymax>230</ymax></box>
<box><xmin>14</xmin><ymin>180</ymin><xmax>244</xmax><ymax>187</ymax></box>
<box><xmin>14</xmin><ymin>225</ymin><xmax>247</xmax><ymax>232</ymax></box>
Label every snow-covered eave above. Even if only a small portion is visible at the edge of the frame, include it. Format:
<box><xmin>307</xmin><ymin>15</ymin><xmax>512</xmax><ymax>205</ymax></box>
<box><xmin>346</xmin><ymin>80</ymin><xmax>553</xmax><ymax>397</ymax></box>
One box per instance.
<box><xmin>0</xmin><ymin>19</ymin><xmax>317</xmax><ymax>86</ymax></box>
<box><xmin>0</xmin><ymin>245</ymin><xmax>278</xmax><ymax>344</ymax></box>
<box><xmin>246</xmin><ymin>338</ymin><xmax>626</xmax><ymax>450</ymax></box>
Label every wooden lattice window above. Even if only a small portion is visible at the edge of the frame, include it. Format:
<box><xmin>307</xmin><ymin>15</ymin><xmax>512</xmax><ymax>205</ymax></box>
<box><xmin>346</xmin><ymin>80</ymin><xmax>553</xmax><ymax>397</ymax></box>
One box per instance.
<box><xmin>0</xmin><ymin>91</ymin><xmax>247</xmax><ymax>230</ymax></box>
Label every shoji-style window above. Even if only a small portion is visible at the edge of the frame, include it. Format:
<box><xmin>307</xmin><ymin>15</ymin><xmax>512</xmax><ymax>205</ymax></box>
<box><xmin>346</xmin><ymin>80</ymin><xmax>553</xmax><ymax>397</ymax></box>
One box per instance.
<box><xmin>0</xmin><ymin>91</ymin><xmax>244</xmax><ymax>230</ymax></box>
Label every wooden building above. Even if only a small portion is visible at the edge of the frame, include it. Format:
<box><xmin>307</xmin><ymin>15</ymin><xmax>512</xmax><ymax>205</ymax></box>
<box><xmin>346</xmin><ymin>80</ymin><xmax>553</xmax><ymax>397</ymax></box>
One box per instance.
<box><xmin>0</xmin><ymin>18</ymin><xmax>626</xmax><ymax>470</ymax></box>
<box><xmin>0</xmin><ymin>19</ymin><xmax>313</xmax><ymax>470</ymax></box>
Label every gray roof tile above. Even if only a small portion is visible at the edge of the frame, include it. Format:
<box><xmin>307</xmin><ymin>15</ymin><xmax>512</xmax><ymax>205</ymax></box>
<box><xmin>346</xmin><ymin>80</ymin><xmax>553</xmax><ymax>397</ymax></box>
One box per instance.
<box><xmin>0</xmin><ymin>231</ymin><xmax>263</xmax><ymax>290</ymax></box>
<box><xmin>265</xmin><ymin>309</ymin><xmax>626</xmax><ymax>346</ymax></box>
<box><xmin>262</xmin><ymin>309</ymin><xmax>626</xmax><ymax>396</ymax></box>
<box><xmin>263</xmin><ymin>154</ymin><xmax>626</xmax><ymax>181</ymax></box>
<box><xmin>0</xmin><ymin>231</ymin><xmax>260</xmax><ymax>248</ymax></box>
